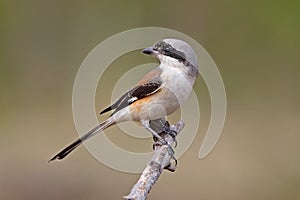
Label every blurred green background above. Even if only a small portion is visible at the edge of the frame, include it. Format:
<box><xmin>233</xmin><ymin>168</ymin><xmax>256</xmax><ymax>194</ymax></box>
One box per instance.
<box><xmin>1</xmin><ymin>0</ymin><xmax>299</xmax><ymax>199</ymax></box>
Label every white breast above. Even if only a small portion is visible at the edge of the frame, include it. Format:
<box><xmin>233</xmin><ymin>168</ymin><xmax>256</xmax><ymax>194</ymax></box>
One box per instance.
<box><xmin>160</xmin><ymin>64</ymin><xmax>195</xmax><ymax>105</ymax></box>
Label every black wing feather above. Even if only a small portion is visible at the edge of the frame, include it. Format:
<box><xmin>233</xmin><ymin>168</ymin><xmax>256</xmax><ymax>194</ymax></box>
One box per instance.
<box><xmin>100</xmin><ymin>92</ymin><xmax>129</xmax><ymax>115</ymax></box>
<box><xmin>100</xmin><ymin>81</ymin><xmax>161</xmax><ymax>116</ymax></box>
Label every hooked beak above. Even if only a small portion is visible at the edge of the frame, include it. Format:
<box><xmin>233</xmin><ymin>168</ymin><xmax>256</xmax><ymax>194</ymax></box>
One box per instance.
<box><xmin>142</xmin><ymin>47</ymin><xmax>158</xmax><ymax>55</ymax></box>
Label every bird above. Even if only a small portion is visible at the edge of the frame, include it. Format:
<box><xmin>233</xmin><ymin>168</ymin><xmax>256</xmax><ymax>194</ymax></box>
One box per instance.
<box><xmin>49</xmin><ymin>38</ymin><xmax>199</xmax><ymax>162</ymax></box>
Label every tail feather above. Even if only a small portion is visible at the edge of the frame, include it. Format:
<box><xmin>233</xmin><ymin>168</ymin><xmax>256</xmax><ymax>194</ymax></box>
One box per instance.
<box><xmin>49</xmin><ymin>118</ymin><xmax>114</xmax><ymax>162</ymax></box>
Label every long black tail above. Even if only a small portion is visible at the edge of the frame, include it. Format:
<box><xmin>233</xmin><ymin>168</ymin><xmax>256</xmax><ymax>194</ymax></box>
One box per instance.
<box><xmin>49</xmin><ymin>118</ymin><xmax>114</xmax><ymax>162</ymax></box>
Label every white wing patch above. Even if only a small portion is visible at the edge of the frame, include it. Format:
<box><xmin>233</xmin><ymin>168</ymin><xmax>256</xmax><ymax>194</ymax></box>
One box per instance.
<box><xmin>128</xmin><ymin>97</ymin><xmax>138</xmax><ymax>104</ymax></box>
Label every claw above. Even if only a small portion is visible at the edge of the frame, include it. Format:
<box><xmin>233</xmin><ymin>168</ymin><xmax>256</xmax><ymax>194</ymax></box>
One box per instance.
<box><xmin>164</xmin><ymin>156</ymin><xmax>177</xmax><ymax>172</ymax></box>
<box><xmin>145</xmin><ymin>118</ymin><xmax>179</xmax><ymax>172</ymax></box>
<box><xmin>152</xmin><ymin>139</ymin><xmax>167</xmax><ymax>149</ymax></box>
<box><xmin>173</xmin><ymin>138</ymin><xmax>178</xmax><ymax>148</ymax></box>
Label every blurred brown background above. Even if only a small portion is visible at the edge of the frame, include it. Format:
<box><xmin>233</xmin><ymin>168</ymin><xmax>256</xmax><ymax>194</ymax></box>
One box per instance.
<box><xmin>0</xmin><ymin>0</ymin><xmax>299</xmax><ymax>199</ymax></box>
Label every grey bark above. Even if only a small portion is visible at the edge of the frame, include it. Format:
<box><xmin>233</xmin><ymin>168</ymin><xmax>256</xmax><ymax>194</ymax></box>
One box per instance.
<box><xmin>124</xmin><ymin>118</ymin><xmax>185</xmax><ymax>200</ymax></box>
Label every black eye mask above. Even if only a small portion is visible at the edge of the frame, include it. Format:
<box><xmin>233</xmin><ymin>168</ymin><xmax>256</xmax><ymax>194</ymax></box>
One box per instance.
<box><xmin>153</xmin><ymin>41</ymin><xmax>199</xmax><ymax>76</ymax></box>
<box><xmin>153</xmin><ymin>41</ymin><xmax>190</xmax><ymax>66</ymax></box>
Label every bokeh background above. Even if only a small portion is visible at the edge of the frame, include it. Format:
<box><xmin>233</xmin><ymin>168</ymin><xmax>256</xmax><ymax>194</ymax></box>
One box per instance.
<box><xmin>1</xmin><ymin>0</ymin><xmax>299</xmax><ymax>199</ymax></box>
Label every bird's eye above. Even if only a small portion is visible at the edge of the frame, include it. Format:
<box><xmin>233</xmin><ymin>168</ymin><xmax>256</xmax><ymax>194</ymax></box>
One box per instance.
<box><xmin>164</xmin><ymin>47</ymin><xmax>171</xmax><ymax>52</ymax></box>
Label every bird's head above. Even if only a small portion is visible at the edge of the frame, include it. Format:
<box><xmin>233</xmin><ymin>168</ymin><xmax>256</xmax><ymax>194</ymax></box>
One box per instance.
<box><xmin>143</xmin><ymin>38</ymin><xmax>199</xmax><ymax>76</ymax></box>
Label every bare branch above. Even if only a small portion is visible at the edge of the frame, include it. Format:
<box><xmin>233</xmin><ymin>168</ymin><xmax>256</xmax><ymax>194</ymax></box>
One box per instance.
<box><xmin>124</xmin><ymin>118</ymin><xmax>185</xmax><ymax>200</ymax></box>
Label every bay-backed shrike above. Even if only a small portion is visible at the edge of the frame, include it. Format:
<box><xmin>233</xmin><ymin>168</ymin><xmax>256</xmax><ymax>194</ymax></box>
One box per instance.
<box><xmin>49</xmin><ymin>38</ymin><xmax>199</xmax><ymax>162</ymax></box>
